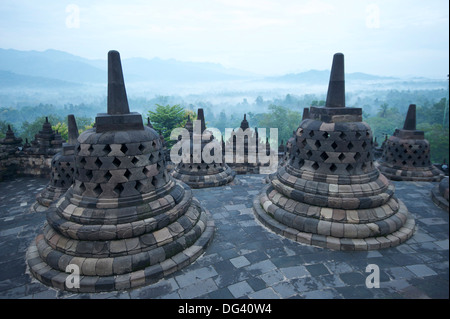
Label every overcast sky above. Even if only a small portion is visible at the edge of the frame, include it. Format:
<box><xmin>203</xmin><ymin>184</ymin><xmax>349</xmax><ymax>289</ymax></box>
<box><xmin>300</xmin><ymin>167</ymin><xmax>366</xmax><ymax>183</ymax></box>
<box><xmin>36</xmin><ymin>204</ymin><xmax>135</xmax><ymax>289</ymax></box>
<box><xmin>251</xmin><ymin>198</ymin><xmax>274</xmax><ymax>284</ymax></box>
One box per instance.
<box><xmin>0</xmin><ymin>0</ymin><xmax>448</xmax><ymax>78</ymax></box>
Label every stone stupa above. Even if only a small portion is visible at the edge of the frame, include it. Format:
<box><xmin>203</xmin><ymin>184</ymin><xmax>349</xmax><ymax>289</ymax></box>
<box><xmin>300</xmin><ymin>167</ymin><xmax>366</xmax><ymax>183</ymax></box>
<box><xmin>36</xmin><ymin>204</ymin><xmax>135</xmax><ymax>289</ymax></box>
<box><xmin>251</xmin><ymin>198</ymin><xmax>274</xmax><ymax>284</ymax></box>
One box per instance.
<box><xmin>253</xmin><ymin>53</ymin><xmax>416</xmax><ymax>251</ymax></box>
<box><xmin>225</xmin><ymin>114</ymin><xmax>266</xmax><ymax>174</ymax></box>
<box><xmin>26</xmin><ymin>50</ymin><xmax>214</xmax><ymax>293</ymax></box>
<box><xmin>377</xmin><ymin>104</ymin><xmax>444</xmax><ymax>182</ymax></box>
<box><xmin>31</xmin><ymin>115</ymin><xmax>79</xmax><ymax>212</ymax></box>
<box><xmin>171</xmin><ymin>108</ymin><xmax>236</xmax><ymax>188</ymax></box>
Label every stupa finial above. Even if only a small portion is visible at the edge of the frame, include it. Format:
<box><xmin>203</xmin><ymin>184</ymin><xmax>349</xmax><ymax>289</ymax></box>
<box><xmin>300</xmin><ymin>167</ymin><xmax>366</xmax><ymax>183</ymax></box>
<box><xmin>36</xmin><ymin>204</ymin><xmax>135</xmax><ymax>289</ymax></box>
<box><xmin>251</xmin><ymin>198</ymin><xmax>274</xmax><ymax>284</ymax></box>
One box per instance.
<box><xmin>403</xmin><ymin>104</ymin><xmax>417</xmax><ymax>130</ymax></box>
<box><xmin>325</xmin><ymin>53</ymin><xmax>345</xmax><ymax>108</ymax></box>
<box><xmin>107</xmin><ymin>50</ymin><xmax>130</xmax><ymax>115</ymax></box>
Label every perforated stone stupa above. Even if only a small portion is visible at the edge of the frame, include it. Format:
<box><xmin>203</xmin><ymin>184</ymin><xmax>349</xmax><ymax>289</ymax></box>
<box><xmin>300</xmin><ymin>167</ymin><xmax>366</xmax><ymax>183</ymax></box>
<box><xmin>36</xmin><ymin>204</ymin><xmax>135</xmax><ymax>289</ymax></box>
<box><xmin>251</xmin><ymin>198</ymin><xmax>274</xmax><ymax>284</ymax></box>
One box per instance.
<box><xmin>31</xmin><ymin>115</ymin><xmax>79</xmax><ymax>213</ymax></box>
<box><xmin>171</xmin><ymin>108</ymin><xmax>236</xmax><ymax>188</ymax></box>
<box><xmin>26</xmin><ymin>50</ymin><xmax>214</xmax><ymax>292</ymax></box>
<box><xmin>253</xmin><ymin>53</ymin><xmax>415</xmax><ymax>250</ymax></box>
<box><xmin>225</xmin><ymin>114</ymin><xmax>267</xmax><ymax>174</ymax></box>
<box><xmin>377</xmin><ymin>104</ymin><xmax>444</xmax><ymax>182</ymax></box>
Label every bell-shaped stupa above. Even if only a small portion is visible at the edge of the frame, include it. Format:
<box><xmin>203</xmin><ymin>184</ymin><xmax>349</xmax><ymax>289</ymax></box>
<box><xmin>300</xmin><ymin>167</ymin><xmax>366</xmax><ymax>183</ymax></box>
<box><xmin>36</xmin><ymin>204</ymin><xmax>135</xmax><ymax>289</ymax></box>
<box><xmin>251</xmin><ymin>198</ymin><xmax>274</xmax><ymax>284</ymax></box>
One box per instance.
<box><xmin>253</xmin><ymin>53</ymin><xmax>415</xmax><ymax>250</ymax></box>
<box><xmin>26</xmin><ymin>50</ymin><xmax>214</xmax><ymax>292</ymax></box>
<box><xmin>377</xmin><ymin>104</ymin><xmax>444</xmax><ymax>182</ymax></box>
<box><xmin>31</xmin><ymin>115</ymin><xmax>79</xmax><ymax>212</ymax></box>
<box><xmin>171</xmin><ymin>108</ymin><xmax>236</xmax><ymax>188</ymax></box>
<box><xmin>225</xmin><ymin>114</ymin><xmax>266</xmax><ymax>174</ymax></box>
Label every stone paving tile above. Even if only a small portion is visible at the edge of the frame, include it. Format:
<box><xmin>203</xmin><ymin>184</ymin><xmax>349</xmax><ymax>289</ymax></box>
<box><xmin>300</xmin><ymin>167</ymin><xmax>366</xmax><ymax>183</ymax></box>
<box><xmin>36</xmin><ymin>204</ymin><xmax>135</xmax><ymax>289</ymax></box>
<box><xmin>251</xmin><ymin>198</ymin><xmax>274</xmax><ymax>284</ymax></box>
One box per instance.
<box><xmin>0</xmin><ymin>175</ymin><xmax>448</xmax><ymax>300</ymax></box>
<box><xmin>227</xmin><ymin>281</ymin><xmax>254</xmax><ymax>298</ymax></box>
<box><xmin>406</xmin><ymin>264</ymin><xmax>438</xmax><ymax>277</ymax></box>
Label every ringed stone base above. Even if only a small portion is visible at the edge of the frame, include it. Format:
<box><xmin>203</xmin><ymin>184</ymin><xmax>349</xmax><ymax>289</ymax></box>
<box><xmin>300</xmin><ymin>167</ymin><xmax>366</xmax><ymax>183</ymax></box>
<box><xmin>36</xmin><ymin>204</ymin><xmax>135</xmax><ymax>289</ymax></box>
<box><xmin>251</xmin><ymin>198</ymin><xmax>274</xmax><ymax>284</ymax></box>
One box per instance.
<box><xmin>376</xmin><ymin>162</ymin><xmax>444</xmax><ymax>182</ymax></box>
<box><xmin>431</xmin><ymin>177</ymin><xmax>449</xmax><ymax>212</ymax></box>
<box><xmin>26</xmin><ymin>208</ymin><xmax>214</xmax><ymax>293</ymax></box>
<box><xmin>253</xmin><ymin>184</ymin><xmax>415</xmax><ymax>251</ymax></box>
<box><xmin>172</xmin><ymin>165</ymin><xmax>236</xmax><ymax>189</ymax></box>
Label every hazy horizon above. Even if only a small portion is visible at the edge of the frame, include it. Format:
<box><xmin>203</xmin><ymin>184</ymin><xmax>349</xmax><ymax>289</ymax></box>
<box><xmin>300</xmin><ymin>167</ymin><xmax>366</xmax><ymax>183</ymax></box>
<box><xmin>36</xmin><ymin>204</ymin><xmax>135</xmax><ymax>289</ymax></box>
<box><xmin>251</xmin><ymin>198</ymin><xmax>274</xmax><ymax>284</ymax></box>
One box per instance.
<box><xmin>0</xmin><ymin>0</ymin><xmax>448</xmax><ymax>79</ymax></box>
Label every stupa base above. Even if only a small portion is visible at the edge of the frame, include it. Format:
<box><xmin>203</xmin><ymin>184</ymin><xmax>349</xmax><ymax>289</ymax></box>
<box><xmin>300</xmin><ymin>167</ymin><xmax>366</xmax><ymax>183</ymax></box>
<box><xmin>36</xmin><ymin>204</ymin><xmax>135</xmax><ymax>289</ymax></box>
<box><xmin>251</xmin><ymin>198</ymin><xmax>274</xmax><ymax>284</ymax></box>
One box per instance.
<box><xmin>253</xmin><ymin>185</ymin><xmax>415</xmax><ymax>251</ymax></box>
<box><xmin>26</xmin><ymin>210</ymin><xmax>214</xmax><ymax>293</ymax></box>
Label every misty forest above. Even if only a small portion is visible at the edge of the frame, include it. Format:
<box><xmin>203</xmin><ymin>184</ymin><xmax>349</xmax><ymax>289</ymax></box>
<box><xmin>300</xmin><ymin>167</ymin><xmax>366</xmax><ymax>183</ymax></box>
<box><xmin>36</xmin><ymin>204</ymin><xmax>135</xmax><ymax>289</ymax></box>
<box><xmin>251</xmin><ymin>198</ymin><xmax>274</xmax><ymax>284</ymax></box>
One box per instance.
<box><xmin>0</xmin><ymin>49</ymin><xmax>448</xmax><ymax>164</ymax></box>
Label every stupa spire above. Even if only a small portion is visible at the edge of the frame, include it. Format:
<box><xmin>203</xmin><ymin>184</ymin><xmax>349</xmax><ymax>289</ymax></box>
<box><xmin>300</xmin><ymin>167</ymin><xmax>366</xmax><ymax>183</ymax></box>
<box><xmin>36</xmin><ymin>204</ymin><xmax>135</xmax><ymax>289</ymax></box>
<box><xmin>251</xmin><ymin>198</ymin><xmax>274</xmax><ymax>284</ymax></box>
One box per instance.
<box><xmin>67</xmin><ymin>114</ymin><xmax>79</xmax><ymax>145</ymax></box>
<box><xmin>107</xmin><ymin>50</ymin><xmax>130</xmax><ymax>115</ymax></box>
<box><xmin>325</xmin><ymin>53</ymin><xmax>345</xmax><ymax>108</ymax></box>
<box><xmin>403</xmin><ymin>104</ymin><xmax>417</xmax><ymax>130</ymax></box>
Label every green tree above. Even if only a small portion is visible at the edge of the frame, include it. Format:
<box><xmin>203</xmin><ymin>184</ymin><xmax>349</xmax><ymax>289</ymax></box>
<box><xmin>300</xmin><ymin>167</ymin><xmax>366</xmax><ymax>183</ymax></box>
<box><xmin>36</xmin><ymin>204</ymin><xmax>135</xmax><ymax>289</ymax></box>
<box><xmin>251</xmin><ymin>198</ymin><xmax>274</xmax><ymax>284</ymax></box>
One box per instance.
<box><xmin>147</xmin><ymin>104</ymin><xmax>185</xmax><ymax>147</ymax></box>
<box><xmin>418</xmin><ymin>123</ymin><xmax>449</xmax><ymax>164</ymax></box>
<box><xmin>256</xmin><ymin>105</ymin><xmax>302</xmax><ymax>145</ymax></box>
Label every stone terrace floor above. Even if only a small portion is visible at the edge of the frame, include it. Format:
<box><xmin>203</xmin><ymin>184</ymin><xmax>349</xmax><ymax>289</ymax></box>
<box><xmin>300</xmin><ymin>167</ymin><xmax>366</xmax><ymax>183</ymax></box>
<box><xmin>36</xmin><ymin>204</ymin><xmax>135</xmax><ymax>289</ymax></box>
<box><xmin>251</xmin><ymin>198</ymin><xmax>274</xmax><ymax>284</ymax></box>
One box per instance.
<box><xmin>0</xmin><ymin>174</ymin><xmax>448</xmax><ymax>299</ymax></box>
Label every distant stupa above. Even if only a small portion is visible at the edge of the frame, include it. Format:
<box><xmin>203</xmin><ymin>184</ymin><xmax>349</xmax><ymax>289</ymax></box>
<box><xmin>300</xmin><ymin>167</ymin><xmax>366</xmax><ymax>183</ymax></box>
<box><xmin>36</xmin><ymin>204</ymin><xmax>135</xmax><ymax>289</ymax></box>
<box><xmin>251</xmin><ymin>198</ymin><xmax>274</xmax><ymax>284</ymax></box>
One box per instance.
<box><xmin>377</xmin><ymin>104</ymin><xmax>444</xmax><ymax>182</ymax></box>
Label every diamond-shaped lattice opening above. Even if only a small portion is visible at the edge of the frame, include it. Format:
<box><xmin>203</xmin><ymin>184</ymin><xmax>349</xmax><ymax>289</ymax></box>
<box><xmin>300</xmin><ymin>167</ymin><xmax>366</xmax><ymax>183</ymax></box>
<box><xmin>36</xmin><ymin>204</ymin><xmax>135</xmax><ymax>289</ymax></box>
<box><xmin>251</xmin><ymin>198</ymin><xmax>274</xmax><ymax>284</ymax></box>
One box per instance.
<box><xmin>320</xmin><ymin>151</ymin><xmax>329</xmax><ymax>161</ymax></box>
<box><xmin>114</xmin><ymin>183</ymin><xmax>124</xmax><ymax>195</ymax></box>
<box><xmin>315</xmin><ymin>140</ymin><xmax>321</xmax><ymax>149</ymax></box>
<box><xmin>298</xmin><ymin>159</ymin><xmax>305</xmax><ymax>167</ymax></box>
<box><xmin>104</xmin><ymin>171</ymin><xmax>112</xmax><ymax>182</ymax></box>
<box><xmin>151</xmin><ymin>177</ymin><xmax>158</xmax><ymax>187</ymax></box>
<box><xmin>401</xmin><ymin>160</ymin><xmax>407</xmax><ymax>165</ymax></box>
<box><xmin>408</xmin><ymin>144</ymin><xmax>413</xmax><ymax>149</ymax></box>
<box><xmin>301</xmin><ymin>139</ymin><xmax>307</xmax><ymax>147</ymax></box>
<box><xmin>338</xmin><ymin>153</ymin><xmax>345</xmax><ymax>161</ymax></box>
<box><xmin>339</xmin><ymin>132</ymin><xmax>347</xmax><ymax>139</ymax></box>
<box><xmin>366</xmin><ymin>131</ymin><xmax>370</xmax><ymax>137</ymax></box>
<box><xmin>331</xmin><ymin>141</ymin><xmax>338</xmax><ymax>150</ymax></box>
<box><xmin>80</xmin><ymin>157</ymin><xmax>87</xmax><ymax>166</ymax></box>
<box><xmin>135</xmin><ymin>181</ymin><xmax>144</xmax><ymax>192</ymax></box>
<box><xmin>124</xmin><ymin>169</ymin><xmax>131</xmax><ymax>180</ymax></box>
<box><xmin>152</xmin><ymin>141</ymin><xmax>157</xmax><ymax>148</ymax></box>
<box><xmin>85</xmin><ymin>170</ymin><xmax>93</xmax><ymax>180</ymax></box>
<box><xmin>329</xmin><ymin>163</ymin><xmax>337</xmax><ymax>172</ymax></box>
<box><xmin>131</xmin><ymin>157</ymin><xmax>139</xmax><ymax>165</ymax></box>
<box><xmin>347</xmin><ymin>142</ymin><xmax>354</xmax><ymax>150</ymax></box>
<box><xmin>312</xmin><ymin>162</ymin><xmax>319</xmax><ymax>170</ymax></box>
<box><xmin>361</xmin><ymin>162</ymin><xmax>367</xmax><ymax>170</ymax></box>
<box><xmin>412</xmin><ymin>161</ymin><xmax>417</xmax><ymax>166</ymax></box>
<box><xmin>354</xmin><ymin>152</ymin><xmax>361</xmax><ymax>161</ymax></box>
<box><xmin>76</xmin><ymin>145</ymin><xmax>81</xmax><ymax>153</ymax></box>
<box><xmin>120</xmin><ymin>144</ymin><xmax>128</xmax><ymax>154</ymax></box>
<box><xmin>93</xmin><ymin>184</ymin><xmax>102</xmax><ymax>197</ymax></box>
<box><xmin>197</xmin><ymin>165</ymin><xmax>201</xmax><ymax>170</ymax></box>
<box><xmin>362</xmin><ymin>141</ymin><xmax>367</xmax><ymax>149</ymax></box>
<box><xmin>103</xmin><ymin>144</ymin><xmax>112</xmax><ymax>154</ymax></box>
<box><xmin>79</xmin><ymin>182</ymin><xmax>86</xmax><ymax>193</ymax></box>
<box><xmin>403</xmin><ymin>149</ymin><xmax>408</xmax><ymax>153</ymax></box>
<box><xmin>94</xmin><ymin>158</ymin><xmax>102</xmax><ymax>168</ymax></box>
<box><xmin>149</xmin><ymin>153</ymin><xmax>155</xmax><ymax>162</ymax></box>
<box><xmin>306</xmin><ymin>150</ymin><xmax>312</xmax><ymax>159</ymax></box>
<box><xmin>112</xmin><ymin>157</ymin><xmax>121</xmax><ymax>168</ymax></box>
<box><xmin>346</xmin><ymin>164</ymin><xmax>354</xmax><ymax>173</ymax></box>
<box><xmin>88</xmin><ymin>145</ymin><xmax>94</xmax><ymax>153</ymax></box>
<box><xmin>138</xmin><ymin>143</ymin><xmax>145</xmax><ymax>152</ymax></box>
<box><xmin>322</xmin><ymin>132</ymin><xmax>329</xmax><ymax>139</ymax></box>
<box><xmin>61</xmin><ymin>180</ymin><xmax>66</xmax><ymax>187</ymax></box>
<box><xmin>355</xmin><ymin>131</ymin><xmax>361</xmax><ymax>139</ymax></box>
<box><xmin>309</xmin><ymin>130</ymin><xmax>315</xmax><ymax>137</ymax></box>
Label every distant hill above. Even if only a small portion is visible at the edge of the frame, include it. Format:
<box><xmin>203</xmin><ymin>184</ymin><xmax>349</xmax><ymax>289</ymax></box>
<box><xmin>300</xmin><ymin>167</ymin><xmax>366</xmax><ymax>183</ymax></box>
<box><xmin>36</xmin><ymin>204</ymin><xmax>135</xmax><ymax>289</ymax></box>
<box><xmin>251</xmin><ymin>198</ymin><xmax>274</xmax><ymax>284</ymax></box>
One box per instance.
<box><xmin>0</xmin><ymin>48</ymin><xmax>255</xmax><ymax>85</ymax></box>
<box><xmin>265</xmin><ymin>69</ymin><xmax>398</xmax><ymax>83</ymax></box>
<box><xmin>0</xmin><ymin>70</ymin><xmax>83</xmax><ymax>88</ymax></box>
